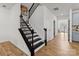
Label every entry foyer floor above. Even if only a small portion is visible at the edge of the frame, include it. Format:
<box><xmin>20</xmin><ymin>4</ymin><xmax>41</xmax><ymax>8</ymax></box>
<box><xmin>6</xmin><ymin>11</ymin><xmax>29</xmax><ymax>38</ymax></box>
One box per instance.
<box><xmin>35</xmin><ymin>32</ymin><xmax>79</xmax><ymax>56</ymax></box>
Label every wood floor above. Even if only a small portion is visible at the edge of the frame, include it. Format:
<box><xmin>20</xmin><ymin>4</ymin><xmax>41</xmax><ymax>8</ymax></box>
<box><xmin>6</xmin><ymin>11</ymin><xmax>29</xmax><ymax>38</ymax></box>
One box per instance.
<box><xmin>35</xmin><ymin>32</ymin><xmax>79</xmax><ymax>56</ymax></box>
<box><xmin>0</xmin><ymin>41</ymin><xmax>26</xmax><ymax>56</ymax></box>
<box><xmin>0</xmin><ymin>32</ymin><xmax>79</xmax><ymax>56</ymax></box>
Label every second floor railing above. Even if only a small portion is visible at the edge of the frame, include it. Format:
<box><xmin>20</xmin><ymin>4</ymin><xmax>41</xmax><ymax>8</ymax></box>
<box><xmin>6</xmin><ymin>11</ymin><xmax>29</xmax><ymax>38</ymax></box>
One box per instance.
<box><xmin>29</xmin><ymin>3</ymin><xmax>40</xmax><ymax>19</ymax></box>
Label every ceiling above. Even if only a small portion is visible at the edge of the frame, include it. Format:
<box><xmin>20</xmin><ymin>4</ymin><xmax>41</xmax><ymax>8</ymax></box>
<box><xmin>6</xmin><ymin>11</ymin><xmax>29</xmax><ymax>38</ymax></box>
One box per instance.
<box><xmin>0</xmin><ymin>3</ymin><xmax>16</xmax><ymax>9</ymax></box>
<box><xmin>1</xmin><ymin>3</ymin><xmax>79</xmax><ymax>20</ymax></box>
<box><xmin>0</xmin><ymin>3</ymin><xmax>32</xmax><ymax>10</ymax></box>
<box><xmin>42</xmin><ymin>3</ymin><xmax>79</xmax><ymax>19</ymax></box>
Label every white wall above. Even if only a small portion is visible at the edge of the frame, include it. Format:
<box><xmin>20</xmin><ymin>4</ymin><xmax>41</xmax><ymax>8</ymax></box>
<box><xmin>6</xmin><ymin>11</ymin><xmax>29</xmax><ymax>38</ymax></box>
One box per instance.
<box><xmin>29</xmin><ymin>5</ymin><xmax>44</xmax><ymax>40</ymax></box>
<box><xmin>0</xmin><ymin>7</ymin><xmax>10</xmax><ymax>42</ymax></box>
<box><xmin>58</xmin><ymin>19</ymin><xmax>68</xmax><ymax>33</ymax></box>
<box><xmin>55</xmin><ymin>17</ymin><xmax>58</xmax><ymax>36</ymax></box>
<box><xmin>9</xmin><ymin>4</ymin><xmax>30</xmax><ymax>55</ymax></box>
<box><xmin>69</xmin><ymin>8</ymin><xmax>72</xmax><ymax>42</ymax></box>
<box><xmin>43</xmin><ymin>6</ymin><xmax>57</xmax><ymax>41</ymax></box>
<box><xmin>29</xmin><ymin>5</ymin><xmax>57</xmax><ymax>41</ymax></box>
<box><xmin>72</xmin><ymin>12</ymin><xmax>79</xmax><ymax>25</ymax></box>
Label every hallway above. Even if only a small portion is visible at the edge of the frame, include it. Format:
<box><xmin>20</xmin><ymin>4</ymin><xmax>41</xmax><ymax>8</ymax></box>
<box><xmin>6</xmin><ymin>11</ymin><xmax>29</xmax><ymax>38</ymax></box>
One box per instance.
<box><xmin>35</xmin><ymin>32</ymin><xmax>79</xmax><ymax>56</ymax></box>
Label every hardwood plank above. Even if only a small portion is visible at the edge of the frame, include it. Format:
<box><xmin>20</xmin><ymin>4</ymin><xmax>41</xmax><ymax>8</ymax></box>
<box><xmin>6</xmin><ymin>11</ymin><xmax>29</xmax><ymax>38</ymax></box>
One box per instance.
<box><xmin>0</xmin><ymin>41</ymin><xmax>27</xmax><ymax>56</ymax></box>
<box><xmin>35</xmin><ymin>32</ymin><xmax>79</xmax><ymax>56</ymax></box>
<box><xmin>0</xmin><ymin>32</ymin><xmax>79</xmax><ymax>56</ymax></box>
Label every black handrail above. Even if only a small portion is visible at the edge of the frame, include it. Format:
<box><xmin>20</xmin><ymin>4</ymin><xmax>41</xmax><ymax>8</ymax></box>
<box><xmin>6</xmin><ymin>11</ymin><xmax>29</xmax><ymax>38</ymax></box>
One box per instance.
<box><xmin>44</xmin><ymin>28</ymin><xmax>47</xmax><ymax>46</ymax></box>
<box><xmin>20</xmin><ymin>14</ymin><xmax>34</xmax><ymax>56</ymax></box>
<box><xmin>29</xmin><ymin>3</ymin><xmax>34</xmax><ymax>12</ymax></box>
<box><xmin>20</xmin><ymin>14</ymin><xmax>32</xmax><ymax>31</ymax></box>
<box><xmin>28</xmin><ymin>3</ymin><xmax>40</xmax><ymax>19</ymax></box>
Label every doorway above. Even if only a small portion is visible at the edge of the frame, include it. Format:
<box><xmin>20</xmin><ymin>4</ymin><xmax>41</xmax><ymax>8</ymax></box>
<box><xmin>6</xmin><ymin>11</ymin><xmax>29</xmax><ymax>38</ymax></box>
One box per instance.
<box><xmin>68</xmin><ymin>20</ymin><xmax>70</xmax><ymax>41</ymax></box>
<box><xmin>72</xmin><ymin>12</ymin><xmax>79</xmax><ymax>42</ymax></box>
<box><xmin>58</xmin><ymin>19</ymin><xmax>68</xmax><ymax>41</ymax></box>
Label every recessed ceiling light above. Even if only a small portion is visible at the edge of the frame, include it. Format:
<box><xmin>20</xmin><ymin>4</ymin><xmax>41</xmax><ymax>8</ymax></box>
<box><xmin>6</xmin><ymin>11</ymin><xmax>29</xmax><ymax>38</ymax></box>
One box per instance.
<box><xmin>53</xmin><ymin>7</ymin><xmax>59</xmax><ymax>11</ymax></box>
<box><xmin>2</xmin><ymin>5</ymin><xmax>6</xmax><ymax>7</ymax></box>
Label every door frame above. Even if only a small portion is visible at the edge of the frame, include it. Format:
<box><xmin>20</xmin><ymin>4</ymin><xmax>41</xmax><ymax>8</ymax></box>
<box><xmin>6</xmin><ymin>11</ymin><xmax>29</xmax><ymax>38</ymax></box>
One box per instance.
<box><xmin>53</xmin><ymin>20</ymin><xmax>55</xmax><ymax>38</ymax></box>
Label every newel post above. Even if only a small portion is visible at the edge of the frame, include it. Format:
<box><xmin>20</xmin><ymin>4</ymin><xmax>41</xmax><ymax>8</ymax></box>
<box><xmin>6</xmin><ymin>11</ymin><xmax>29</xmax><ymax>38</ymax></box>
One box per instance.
<box><xmin>44</xmin><ymin>28</ymin><xmax>47</xmax><ymax>46</ymax></box>
<box><xmin>31</xmin><ymin>29</ymin><xmax>34</xmax><ymax>56</ymax></box>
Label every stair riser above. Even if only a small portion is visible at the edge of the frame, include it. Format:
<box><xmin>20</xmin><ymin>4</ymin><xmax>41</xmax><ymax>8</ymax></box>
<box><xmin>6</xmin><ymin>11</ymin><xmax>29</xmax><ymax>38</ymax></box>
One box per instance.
<box><xmin>35</xmin><ymin>43</ymin><xmax>44</xmax><ymax>52</ymax></box>
<box><xmin>33</xmin><ymin>42</ymin><xmax>44</xmax><ymax>50</ymax></box>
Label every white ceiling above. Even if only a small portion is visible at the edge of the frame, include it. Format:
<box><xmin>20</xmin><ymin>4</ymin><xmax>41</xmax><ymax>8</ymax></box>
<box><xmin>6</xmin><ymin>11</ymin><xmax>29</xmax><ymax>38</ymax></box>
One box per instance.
<box><xmin>42</xmin><ymin>3</ymin><xmax>79</xmax><ymax>19</ymax></box>
<box><xmin>0</xmin><ymin>3</ymin><xmax>16</xmax><ymax>9</ymax></box>
<box><xmin>0</xmin><ymin>3</ymin><xmax>32</xmax><ymax>10</ymax></box>
<box><xmin>1</xmin><ymin>3</ymin><xmax>79</xmax><ymax>20</ymax></box>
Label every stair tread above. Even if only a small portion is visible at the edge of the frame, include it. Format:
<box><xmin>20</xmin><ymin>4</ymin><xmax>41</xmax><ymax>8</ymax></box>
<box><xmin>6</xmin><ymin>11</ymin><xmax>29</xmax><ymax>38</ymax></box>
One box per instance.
<box><xmin>23</xmin><ymin>30</ymin><xmax>30</xmax><ymax>31</ymax></box>
<box><xmin>21</xmin><ymin>23</ymin><xmax>31</xmax><ymax>26</ymax></box>
<box><xmin>24</xmin><ymin>32</ymin><xmax>36</xmax><ymax>35</ymax></box>
<box><xmin>29</xmin><ymin>38</ymin><xmax>41</xmax><ymax>43</ymax></box>
<box><xmin>27</xmin><ymin>35</ymin><xmax>39</xmax><ymax>39</ymax></box>
<box><xmin>33</xmin><ymin>42</ymin><xmax>44</xmax><ymax>50</ymax></box>
<box><xmin>23</xmin><ymin>30</ymin><xmax>32</xmax><ymax>32</ymax></box>
<box><xmin>21</xmin><ymin>26</ymin><xmax>32</xmax><ymax>28</ymax></box>
<box><xmin>20</xmin><ymin>22</ymin><xmax>30</xmax><ymax>25</ymax></box>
